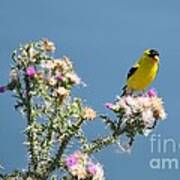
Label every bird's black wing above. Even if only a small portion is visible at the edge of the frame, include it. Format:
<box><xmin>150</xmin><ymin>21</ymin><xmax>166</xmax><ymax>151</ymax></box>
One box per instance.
<box><xmin>127</xmin><ymin>64</ymin><xmax>139</xmax><ymax>80</ymax></box>
<box><xmin>121</xmin><ymin>63</ymin><xmax>139</xmax><ymax>96</ymax></box>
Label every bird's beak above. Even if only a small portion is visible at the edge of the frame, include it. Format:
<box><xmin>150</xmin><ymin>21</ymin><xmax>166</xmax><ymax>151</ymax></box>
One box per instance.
<box><xmin>153</xmin><ymin>55</ymin><xmax>159</xmax><ymax>62</ymax></box>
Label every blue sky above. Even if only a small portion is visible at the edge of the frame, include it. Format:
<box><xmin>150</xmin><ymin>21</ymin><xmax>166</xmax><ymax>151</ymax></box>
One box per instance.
<box><xmin>0</xmin><ymin>0</ymin><xmax>180</xmax><ymax>179</ymax></box>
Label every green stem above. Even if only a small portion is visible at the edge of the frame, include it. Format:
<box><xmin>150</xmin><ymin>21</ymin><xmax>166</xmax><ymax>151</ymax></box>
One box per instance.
<box><xmin>44</xmin><ymin>118</ymin><xmax>84</xmax><ymax>178</ymax></box>
<box><xmin>24</xmin><ymin>76</ymin><xmax>38</xmax><ymax>171</ymax></box>
<box><xmin>83</xmin><ymin>119</ymin><xmax>126</xmax><ymax>155</ymax></box>
<box><xmin>46</xmin><ymin>100</ymin><xmax>59</xmax><ymax>150</ymax></box>
<box><xmin>83</xmin><ymin>135</ymin><xmax>117</xmax><ymax>154</ymax></box>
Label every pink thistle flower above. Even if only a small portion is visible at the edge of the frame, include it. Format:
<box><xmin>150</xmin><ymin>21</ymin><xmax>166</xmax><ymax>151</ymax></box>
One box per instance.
<box><xmin>0</xmin><ymin>85</ymin><xmax>6</xmax><ymax>93</ymax></box>
<box><xmin>147</xmin><ymin>88</ymin><xmax>157</xmax><ymax>97</ymax></box>
<box><xmin>65</xmin><ymin>155</ymin><xmax>78</xmax><ymax>168</ymax></box>
<box><xmin>87</xmin><ymin>163</ymin><xmax>97</xmax><ymax>175</ymax></box>
<box><xmin>65</xmin><ymin>151</ymin><xmax>104</xmax><ymax>179</ymax></box>
<box><xmin>105</xmin><ymin>103</ymin><xmax>114</xmax><ymax>110</ymax></box>
<box><xmin>56</xmin><ymin>74</ymin><xmax>64</xmax><ymax>81</ymax></box>
<box><xmin>26</xmin><ymin>66</ymin><xmax>36</xmax><ymax>77</ymax></box>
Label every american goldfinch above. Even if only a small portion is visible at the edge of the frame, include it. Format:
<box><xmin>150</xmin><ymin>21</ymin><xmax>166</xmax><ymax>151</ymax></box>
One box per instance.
<box><xmin>122</xmin><ymin>49</ymin><xmax>160</xmax><ymax>96</ymax></box>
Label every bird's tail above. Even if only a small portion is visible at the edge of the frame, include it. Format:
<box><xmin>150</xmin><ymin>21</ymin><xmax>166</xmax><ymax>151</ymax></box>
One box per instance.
<box><xmin>121</xmin><ymin>85</ymin><xmax>127</xmax><ymax>97</ymax></box>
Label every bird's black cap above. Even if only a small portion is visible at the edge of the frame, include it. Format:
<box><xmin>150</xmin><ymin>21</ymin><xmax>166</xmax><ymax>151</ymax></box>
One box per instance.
<box><xmin>148</xmin><ymin>49</ymin><xmax>159</xmax><ymax>57</ymax></box>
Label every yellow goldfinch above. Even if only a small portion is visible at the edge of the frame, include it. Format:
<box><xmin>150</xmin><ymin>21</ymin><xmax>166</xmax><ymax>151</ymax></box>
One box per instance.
<box><xmin>122</xmin><ymin>49</ymin><xmax>160</xmax><ymax>96</ymax></box>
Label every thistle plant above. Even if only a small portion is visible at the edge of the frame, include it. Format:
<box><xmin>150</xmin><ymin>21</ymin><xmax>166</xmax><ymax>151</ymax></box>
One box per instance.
<box><xmin>0</xmin><ymin>39</ymin><xmax>167</xmax><ymax>180</ymax></box>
